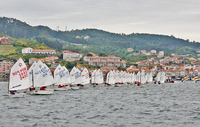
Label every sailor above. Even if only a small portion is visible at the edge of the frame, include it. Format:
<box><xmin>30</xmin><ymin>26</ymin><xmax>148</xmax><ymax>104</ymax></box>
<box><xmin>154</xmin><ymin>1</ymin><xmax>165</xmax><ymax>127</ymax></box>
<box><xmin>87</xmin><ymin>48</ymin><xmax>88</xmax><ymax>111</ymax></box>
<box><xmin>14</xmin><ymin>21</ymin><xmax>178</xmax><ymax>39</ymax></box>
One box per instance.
<box><xmin>30</xmin><ymin>87</ymin><xmax>35</xmax><ymax>91</ymax></box>
<box><xmin>40</xmin><ymin>86</ymin><xmax>46</xmax><ymax>90</ymax></box>
<box><xmin>137</xmin><ymin>82</ymin><xmax>140</xmax><ymax>86</ymax></box>
<box><xmin>10</xmin><ymin>90</ymin><xmax>16</xmax><ymax>95</ymax></box>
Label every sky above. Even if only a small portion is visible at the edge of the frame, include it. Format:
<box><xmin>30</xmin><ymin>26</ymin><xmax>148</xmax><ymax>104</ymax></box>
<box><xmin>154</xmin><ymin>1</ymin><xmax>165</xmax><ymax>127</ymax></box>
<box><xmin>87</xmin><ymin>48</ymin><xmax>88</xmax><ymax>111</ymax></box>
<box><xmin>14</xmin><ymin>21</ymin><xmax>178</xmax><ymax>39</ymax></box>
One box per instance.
<box><xmin>1</xmin><ymin>0</ymin><xmax>200</xmax><ymax>42</ymax></box>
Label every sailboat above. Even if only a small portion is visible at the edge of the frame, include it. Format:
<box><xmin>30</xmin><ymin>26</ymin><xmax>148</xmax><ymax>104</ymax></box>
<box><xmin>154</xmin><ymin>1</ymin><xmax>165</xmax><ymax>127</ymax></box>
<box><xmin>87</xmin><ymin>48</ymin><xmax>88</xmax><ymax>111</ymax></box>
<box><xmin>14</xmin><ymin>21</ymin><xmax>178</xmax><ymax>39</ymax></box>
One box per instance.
<box><xmin>29</xmin><ymin>60</ymin><xmax>54</xmax><ymax>95</ymax></box>
<box><xmin>4</xmin><ymin>58</ymin><xmax>30</xmax><ymax>98</ymax></box>
<box><xmin>155</xmin><ymin>72</ymin><xmax>161</xmax><ymax>84</ymax></box>
<box><xmin>54</xmin><ymin>65</ymin><xmax>71</xmax><ymax>91</ymax></box>
<box><xmin>80</xmin><ymin>67</ymin><xmax>90</xmax><ymax>88</ymax></box>
<box><xmin>106</xmin><ymin>71</ymin><xmax>115</xmax><ymax>87</ymax></box>
<box><xmin>160</xmin><ymin>72</ymin><xmax>166</xmax><ymax>83</ymax></box>
<box><xmin>70</xmin><ymin>66</ymin><xmax>81</xmax><ymax>90</ymax></box>
<box><xmin>140</xmin><ymin>70</ymin><xmax>146</xmax><ymax>84</ymax></box>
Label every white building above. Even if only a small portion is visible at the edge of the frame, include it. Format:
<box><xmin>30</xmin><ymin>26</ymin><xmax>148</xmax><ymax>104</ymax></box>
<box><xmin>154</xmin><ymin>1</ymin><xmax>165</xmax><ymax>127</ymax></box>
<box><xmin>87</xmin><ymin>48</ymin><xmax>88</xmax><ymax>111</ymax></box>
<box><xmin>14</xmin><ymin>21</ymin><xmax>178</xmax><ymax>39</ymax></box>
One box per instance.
<box><xmin>22</xmin><ymin>47</ymin><xmax>56</xmax><ymax>55</ymax></box>
<box><xmin>22</xmin><ymin>47</ymin><xmax>33</xmax><ymax>54</ymax></box>
<box><xmin>84</xmin><ymin>56</ymin><xmax>126</xmax><ymax>68</ymax></box>
<box><xmin>151</xmin><ymin>50</ymin><xmax>157</xmax><ymax>54</ymax></box>
<box><xmin>62</xmin><ymin>50</ymin><xmax>80</xmax><ymax>61</ymax></box>
<box><xmin>158</xmin><ymin>51</ymin><xmax>164</xmax><ymax>58</ymax></box>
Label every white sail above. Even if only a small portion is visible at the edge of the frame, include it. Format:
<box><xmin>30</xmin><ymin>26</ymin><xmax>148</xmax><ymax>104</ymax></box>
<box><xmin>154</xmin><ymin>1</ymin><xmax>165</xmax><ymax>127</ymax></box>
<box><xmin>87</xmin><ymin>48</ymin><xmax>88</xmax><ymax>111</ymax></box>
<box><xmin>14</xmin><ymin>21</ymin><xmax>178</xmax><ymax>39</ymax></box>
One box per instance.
<box><xmin>91</xmin><ymin>69</ymin><xmax>97</xmax><ymax>84</ymax></box>
<box><xmin>28</xmin><ymin>61</ymin><xmax>37</xmax><ymax>87</ymax></box>
<box><xmin>141</xmin><ymin>70</ymin><xmax>146</xmax><ymax>84</ymax></box>
<box><xmin>9</xmin><ymin>58</ymin><xmax>30</xmax><ymax>90</ymax></box>
<box><xmin>99</xmin><ymin>69</ymin><xmax>104</xmax><ymax>84</ymax></box>
<box><xmin>115</xmin><ymin>70</ymin><xmax>120</xmax><ymax>83</ymax></box>
<box><xmin>155</xmin><ymin>72</ymin><xmax>161</xmax><ymax>82</ymax></box>
<box><xmin>147</xmin><ymin>72</ymin><xmax>153</xmax><ymax>82</ymax></box>
<box><xmin>136</xmin><ymin>71</ymin><xmax>141</xmax><ymax>82</ymax></box>
<box><xmin>54</xmin><ymin>64</ymin><xmax>64</xmax><ymax>85</ymax></box>
<box><xmin>131</xmin><ymin>73</ymin><xmax>135</xmax><ymax>83</ymax></box>
<box><xmin>70</xmin><ymin>67</ymin><xmax>81</xmax><ymax>85</ymax></box>
<box><xmin>106</xmin><ymin>71</ymin><xmax>110</xmax><ymax>84</ymax></box>
<box><xmin>107</xmin><ymin>71</ymin><xmax>115</xmax><ymax>85</ymax></box>
<box><xmin>160</xmin><ymin>72</ymin><xmax>166</xmax><ymax>83</ymax></box>
<box><xmin>33</xmin><ymin>60</ymin><xmax>54</xmax><ymax>87</ymax></box>
<box><xmin>122</xmin><ymin>71</ymin><xmax>127</xmax><ymax>83</ymax></box>
<box><xmin>95</xmin><ymin>69</ymin><xmax>104</xmax><ymax>84</ymax></box>
<box><xmin>81</xmin><ymin>68</ymin><xmax>90</xmax><ymax>85</ymax></box>
<box><xmin>62</xmin><ymin>66</ymin><xmax>71</xmax><ymax>85</ymax></box>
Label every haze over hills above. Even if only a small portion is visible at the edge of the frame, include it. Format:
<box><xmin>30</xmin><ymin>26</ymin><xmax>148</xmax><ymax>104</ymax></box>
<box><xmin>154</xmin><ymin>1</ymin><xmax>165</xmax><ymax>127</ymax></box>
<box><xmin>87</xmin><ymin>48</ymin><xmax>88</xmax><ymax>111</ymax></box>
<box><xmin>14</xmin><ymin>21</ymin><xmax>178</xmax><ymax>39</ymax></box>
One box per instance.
<box><xmin>0</xmin><ymin>17</ymin><xmax>200</xmax><ymax>61</ymax></box>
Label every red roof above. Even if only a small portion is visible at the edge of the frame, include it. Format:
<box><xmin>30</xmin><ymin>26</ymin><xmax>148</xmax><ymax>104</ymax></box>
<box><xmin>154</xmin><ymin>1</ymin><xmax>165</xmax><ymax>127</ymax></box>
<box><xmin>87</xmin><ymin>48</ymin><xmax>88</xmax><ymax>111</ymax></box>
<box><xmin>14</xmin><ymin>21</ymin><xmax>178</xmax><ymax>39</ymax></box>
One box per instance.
<box><xmin>33</xmin><ymin>49</ymin><xmax>55</xmax><ymax>51</ymax></box>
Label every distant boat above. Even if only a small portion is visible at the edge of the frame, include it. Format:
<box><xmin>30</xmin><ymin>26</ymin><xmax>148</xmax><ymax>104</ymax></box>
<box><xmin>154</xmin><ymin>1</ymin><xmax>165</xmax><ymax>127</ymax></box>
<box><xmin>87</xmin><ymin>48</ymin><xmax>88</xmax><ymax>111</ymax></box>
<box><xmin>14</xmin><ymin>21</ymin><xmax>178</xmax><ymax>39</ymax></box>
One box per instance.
<box><xmin>29</xmin><ymin>60</ymin><xmax>54</xmax><ymax>95</ymax></box>
<box><xmin>70</xmin><ymin>66</ymin><xmax>81</xmax><ymax>90</ymax></box>
<box><xmin>54</xmin><ymin>64</ymin><xmax>71</xmax><ymax>91</ymax></box>
<box><xmin>80</xmin><ymin>67</ymin><xmax>90</xmax><ymax>88</ymax></box>
<box><xmin>4</xmin><ymin>58</ymin><xmax>30</xmax><ymax>98</ymax></box>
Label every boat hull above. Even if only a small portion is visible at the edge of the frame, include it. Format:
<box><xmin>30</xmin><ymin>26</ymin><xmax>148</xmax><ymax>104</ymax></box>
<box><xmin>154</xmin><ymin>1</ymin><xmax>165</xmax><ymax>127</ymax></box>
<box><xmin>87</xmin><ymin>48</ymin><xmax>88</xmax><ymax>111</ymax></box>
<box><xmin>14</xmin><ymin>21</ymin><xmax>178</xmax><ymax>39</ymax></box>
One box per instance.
<box><xmin>30</xmin><ymin>89</ymin><xmax>54</xmax><ymax>95</ymax></box>
<box><xmin>4</xmin><ymin>93</ymin><xmax>26</xmax><ymax>98</ymax></box>
<box><xmin>71</xmin><ymin>86</ymin><xmax>80</xmax><ymax>90</ymax></box>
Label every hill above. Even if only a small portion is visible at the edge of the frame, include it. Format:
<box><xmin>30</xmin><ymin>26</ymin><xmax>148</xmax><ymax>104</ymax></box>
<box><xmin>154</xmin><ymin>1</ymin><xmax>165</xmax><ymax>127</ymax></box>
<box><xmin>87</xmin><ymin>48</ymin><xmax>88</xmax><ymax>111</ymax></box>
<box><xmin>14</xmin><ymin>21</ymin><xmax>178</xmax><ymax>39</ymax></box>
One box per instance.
<box><xmin>0</xmin><ymin>17</ymin><xmax>200</xmax><ymax>61</ymax></box>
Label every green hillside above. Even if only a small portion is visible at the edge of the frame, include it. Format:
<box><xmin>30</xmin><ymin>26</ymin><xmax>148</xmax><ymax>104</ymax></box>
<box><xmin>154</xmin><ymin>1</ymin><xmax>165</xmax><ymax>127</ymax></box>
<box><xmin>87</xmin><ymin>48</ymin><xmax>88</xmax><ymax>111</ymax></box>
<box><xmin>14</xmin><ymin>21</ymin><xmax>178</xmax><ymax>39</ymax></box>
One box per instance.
<box><xmin>0</xmin><ymin>17</ymin><xmax>200</xmax><ymax>62</ymax></box>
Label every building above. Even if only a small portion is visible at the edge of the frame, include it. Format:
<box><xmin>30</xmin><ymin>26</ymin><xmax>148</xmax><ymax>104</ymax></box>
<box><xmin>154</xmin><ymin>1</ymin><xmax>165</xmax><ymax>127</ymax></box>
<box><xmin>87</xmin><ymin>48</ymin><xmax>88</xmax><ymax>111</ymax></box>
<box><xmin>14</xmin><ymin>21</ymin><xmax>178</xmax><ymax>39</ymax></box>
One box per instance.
<box><xmin>0</xmin><ymin>60</ymin><xmax>14</xmax><ymax>74</ymax></box>
<box><xmin>157</xmin><ymin>51</ymin><xmax>164</xmax><ymax>58</ymax></box>
<box><xmin>84</xmin><ymin>36</ymin><xmax>90</xmax><ymax>40</ymax></box>
<box><xmin>127</xmin><ymin>48</ymin><xmax>133</xmax><ymax>52</ymax></box>
<box><xmin>84</xmin><ymin>55</ymin><xmax>126</xmax><ymax>68</ymax></box>
<box><xmin>22</xmin><ymin>47</ymin><xmax>33</xmax><ymax>54</ymax></box>
<box><xmin>22</xmin><ymin>47</ymin><xmax>56</xmax><ymax>55</ymax></box>
<box><xmin>62</xmin><ymin>50</ymin><xmax>81</xmax><ymax>61</ymax></box>
<box><xmin>151</xmin><ymin>50</ymin><xmax>157</xmax><ymax>54</ymax></box>
<box><xmin>140</xmin><ymin>50</ymin><xmax>146</xmax><ymax>55</ymax></box>
<box><xmin>29</xmin><ymin>56</ymin><xmax>58</xmax><ymax>65</ymax></box>
<box><xmin>0</xmin><ymin>37</ymin><xmax>11</xmax><ymax>45</ymax></box>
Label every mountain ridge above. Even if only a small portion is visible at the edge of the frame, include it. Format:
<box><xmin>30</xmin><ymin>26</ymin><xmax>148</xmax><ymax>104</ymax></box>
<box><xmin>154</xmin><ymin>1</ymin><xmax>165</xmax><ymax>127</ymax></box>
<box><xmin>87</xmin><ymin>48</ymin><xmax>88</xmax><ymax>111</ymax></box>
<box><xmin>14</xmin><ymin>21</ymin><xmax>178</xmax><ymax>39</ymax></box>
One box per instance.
<box><xmin>0</xmin><ymin>17</ymin><xmax>200</xmax><ymax>61</ymax></box>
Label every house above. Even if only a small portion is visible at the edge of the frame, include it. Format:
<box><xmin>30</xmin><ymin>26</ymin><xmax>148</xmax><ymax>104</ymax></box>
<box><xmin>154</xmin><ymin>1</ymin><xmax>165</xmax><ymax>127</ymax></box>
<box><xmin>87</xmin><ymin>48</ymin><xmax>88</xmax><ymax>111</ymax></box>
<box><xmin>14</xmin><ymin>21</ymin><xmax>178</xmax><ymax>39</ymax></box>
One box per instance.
<box><xmin>0</xmin><ymin>60</ymin><xmax>14</xmax><ymax>74</ymax></box>
<box><xmin>157</xmin><ymin>51</ymin><xmax>164</xmax><ymax>58</ymax></box>
<box><xmin>0</xmin><ymin>37</ymin><xmax>11</xmax><ymax>45</ymax></box>
<box><xmin>76</xmin><ymin>36</ymin><xmax>82</xmax><ymax>39</ymax></box>
<box><xmin>29</xmin><ymin>56</ymin><xmax>58</xmax><ymax>65</ymax></box>
<box><xmin>127</xmin><ymin>48</ymin><xmax>133</xmax><ymax>52</ymax></box>
<box><xmin>32</xmin><ymin>49</ymin><xmax>56</xmax><ymax>55</ymax></box>
<box><xmin>84</xmin><ymin>36</ymin><xmax>90</xmax><ymax>40</ymax></box>
<box><xmin>62</xmin><ymin>50</ymin><xmax>80</xmax><ymax>61</ymax></box>
<box><xmin>22</xmin><ymin>47</ymin><xmax>56</xmax><ymax>55</ymax></box>
<box><xmin>151</xmin><ymin>50</ymin><xmax>157</xmax><ymax>54</ymax></box>
<box><xmin>140</xmin><ymin>50</ymin><xmax>146</xmax><ymax>55</ymax></box>
<box><xmin>84</xmin><ymin>55</ymin><xmax>126</xmax><ymax>68</ymax></box>
<box><xmin>22</xmin><ymin>47</ymin><xmax>33</xmax><ymax>54</ymax></box>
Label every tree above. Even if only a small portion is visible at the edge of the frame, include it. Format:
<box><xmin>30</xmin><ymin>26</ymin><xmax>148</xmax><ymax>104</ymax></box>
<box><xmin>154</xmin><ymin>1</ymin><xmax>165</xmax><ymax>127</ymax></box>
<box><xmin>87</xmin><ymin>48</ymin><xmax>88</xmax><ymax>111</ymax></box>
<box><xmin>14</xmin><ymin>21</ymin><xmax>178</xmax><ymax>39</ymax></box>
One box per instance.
<box><xmin>99</xmin><ymin>53</ymin><xmax>108</xmax><ymax>57</ymax></box>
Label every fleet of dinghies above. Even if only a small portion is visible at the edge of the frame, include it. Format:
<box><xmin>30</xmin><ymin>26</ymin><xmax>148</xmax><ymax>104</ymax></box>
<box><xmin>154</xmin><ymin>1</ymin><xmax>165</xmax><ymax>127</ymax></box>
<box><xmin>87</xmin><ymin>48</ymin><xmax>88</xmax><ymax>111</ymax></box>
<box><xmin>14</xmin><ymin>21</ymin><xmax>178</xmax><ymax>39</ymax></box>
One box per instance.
<box><xmin>5</xmin><ymin>58</ymin><xmax>178</xmax><ymax>98</ymax></box>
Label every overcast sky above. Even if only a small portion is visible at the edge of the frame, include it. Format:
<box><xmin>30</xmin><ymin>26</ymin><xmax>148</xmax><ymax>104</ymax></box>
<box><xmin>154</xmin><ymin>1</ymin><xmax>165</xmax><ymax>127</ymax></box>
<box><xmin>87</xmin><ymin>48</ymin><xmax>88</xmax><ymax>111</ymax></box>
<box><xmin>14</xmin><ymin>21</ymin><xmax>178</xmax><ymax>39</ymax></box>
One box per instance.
<box><xmin>1</xmin><ymin>0</ymin><xmax>200</xmax><ymax>42</ymax></box>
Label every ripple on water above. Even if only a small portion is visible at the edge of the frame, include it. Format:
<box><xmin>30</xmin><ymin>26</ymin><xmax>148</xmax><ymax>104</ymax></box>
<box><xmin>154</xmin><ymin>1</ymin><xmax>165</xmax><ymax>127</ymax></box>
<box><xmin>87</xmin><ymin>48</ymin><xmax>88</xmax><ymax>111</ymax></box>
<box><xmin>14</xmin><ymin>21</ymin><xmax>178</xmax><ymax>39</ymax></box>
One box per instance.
<box><xmin>0</xmin><ymin>82</ymin><xmax>200</xmax><ymax>126</ymax></box>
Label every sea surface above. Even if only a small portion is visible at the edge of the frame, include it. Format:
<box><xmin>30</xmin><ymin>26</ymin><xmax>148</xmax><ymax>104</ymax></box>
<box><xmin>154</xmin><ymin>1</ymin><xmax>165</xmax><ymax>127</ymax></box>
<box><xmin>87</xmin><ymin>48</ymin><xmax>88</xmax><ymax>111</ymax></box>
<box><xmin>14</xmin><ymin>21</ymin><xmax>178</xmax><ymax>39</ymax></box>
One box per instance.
<box><xmin>0</xmin><ymin>81</ymin><xmax>200</xmax><ymax>127</ymax></box>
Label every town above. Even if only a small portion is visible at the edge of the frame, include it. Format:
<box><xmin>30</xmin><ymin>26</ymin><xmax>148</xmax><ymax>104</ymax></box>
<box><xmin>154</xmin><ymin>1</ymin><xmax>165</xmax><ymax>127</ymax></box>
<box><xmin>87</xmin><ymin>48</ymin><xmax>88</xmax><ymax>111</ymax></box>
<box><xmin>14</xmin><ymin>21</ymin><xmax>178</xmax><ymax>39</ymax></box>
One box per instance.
<box><xmin>0</xmin><ymin>36</ymin><xmax>199</xmax><ymax>82</ymax></box>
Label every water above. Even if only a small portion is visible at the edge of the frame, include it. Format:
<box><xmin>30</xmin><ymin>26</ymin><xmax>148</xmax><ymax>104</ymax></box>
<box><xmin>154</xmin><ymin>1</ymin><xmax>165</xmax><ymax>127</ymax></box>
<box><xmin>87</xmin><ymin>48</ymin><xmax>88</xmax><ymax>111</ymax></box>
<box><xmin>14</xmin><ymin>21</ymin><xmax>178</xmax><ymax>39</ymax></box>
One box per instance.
<box><xmin>0</xmin><ymin>82</ymin><xmax>200</xmax><ymax>127</ymax></box>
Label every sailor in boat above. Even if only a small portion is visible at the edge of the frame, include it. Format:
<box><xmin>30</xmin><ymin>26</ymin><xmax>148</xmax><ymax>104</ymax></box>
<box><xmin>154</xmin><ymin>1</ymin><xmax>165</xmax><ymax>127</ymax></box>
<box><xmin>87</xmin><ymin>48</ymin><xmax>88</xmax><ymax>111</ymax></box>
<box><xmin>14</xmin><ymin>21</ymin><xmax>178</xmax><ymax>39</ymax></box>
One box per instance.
<box><xmin>137</xmin><ymin>82</ymin><xmax>140</xmax><ymax>86</ymax></box>
<box><xmin>10</xmin><ymin>90</ymin><xmax>16</xmax><ymax>95</ymax></box>
<box><xmin>58</xmin><ymin>84</ymin><xmax>66</xmax><ymax>88</ymax></box>
<box><xmin>40</xmin><ymin>86</ymin><xmax>47</xmax><ymax>90</ymax></box>
<box><xmin>29</xmin><ymin>87</ymin><xmax>35</xmax><ymax>91</ymax></box>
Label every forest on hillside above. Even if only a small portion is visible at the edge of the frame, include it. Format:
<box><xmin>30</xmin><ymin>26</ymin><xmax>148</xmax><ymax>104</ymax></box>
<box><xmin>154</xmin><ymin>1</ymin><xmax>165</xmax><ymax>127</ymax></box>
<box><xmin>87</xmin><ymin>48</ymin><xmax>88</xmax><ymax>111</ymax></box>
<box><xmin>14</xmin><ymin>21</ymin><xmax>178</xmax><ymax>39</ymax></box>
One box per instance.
<box><xmin>0</xmin><ymin>17</ymin><xmax>200</xmax><ymax>62</ymax></box>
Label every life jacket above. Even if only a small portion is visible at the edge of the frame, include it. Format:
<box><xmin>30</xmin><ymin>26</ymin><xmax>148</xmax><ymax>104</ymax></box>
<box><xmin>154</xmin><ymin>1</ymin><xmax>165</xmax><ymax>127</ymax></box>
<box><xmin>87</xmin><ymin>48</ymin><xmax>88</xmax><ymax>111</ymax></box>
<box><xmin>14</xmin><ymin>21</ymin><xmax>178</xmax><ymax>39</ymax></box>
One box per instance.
<box><xmin>30</xmin><ymin>87</ymin><xmax>34</xmax><ymax>91</ymax></box>
<box><xmin>40</xmin><ymin>87</ymin><xmax>45</xmax><ymax>90</ymax></box>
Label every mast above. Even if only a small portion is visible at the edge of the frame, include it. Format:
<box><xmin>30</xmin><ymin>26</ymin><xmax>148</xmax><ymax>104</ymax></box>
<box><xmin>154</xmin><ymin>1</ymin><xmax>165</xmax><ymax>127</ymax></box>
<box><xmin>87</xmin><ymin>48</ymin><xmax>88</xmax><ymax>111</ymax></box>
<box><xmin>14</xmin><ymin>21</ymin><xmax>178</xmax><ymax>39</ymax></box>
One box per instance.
<box><xmin>8</xmin><ymin>73</ymin><xmax>10</xmax><ymax>94</ymax></box>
